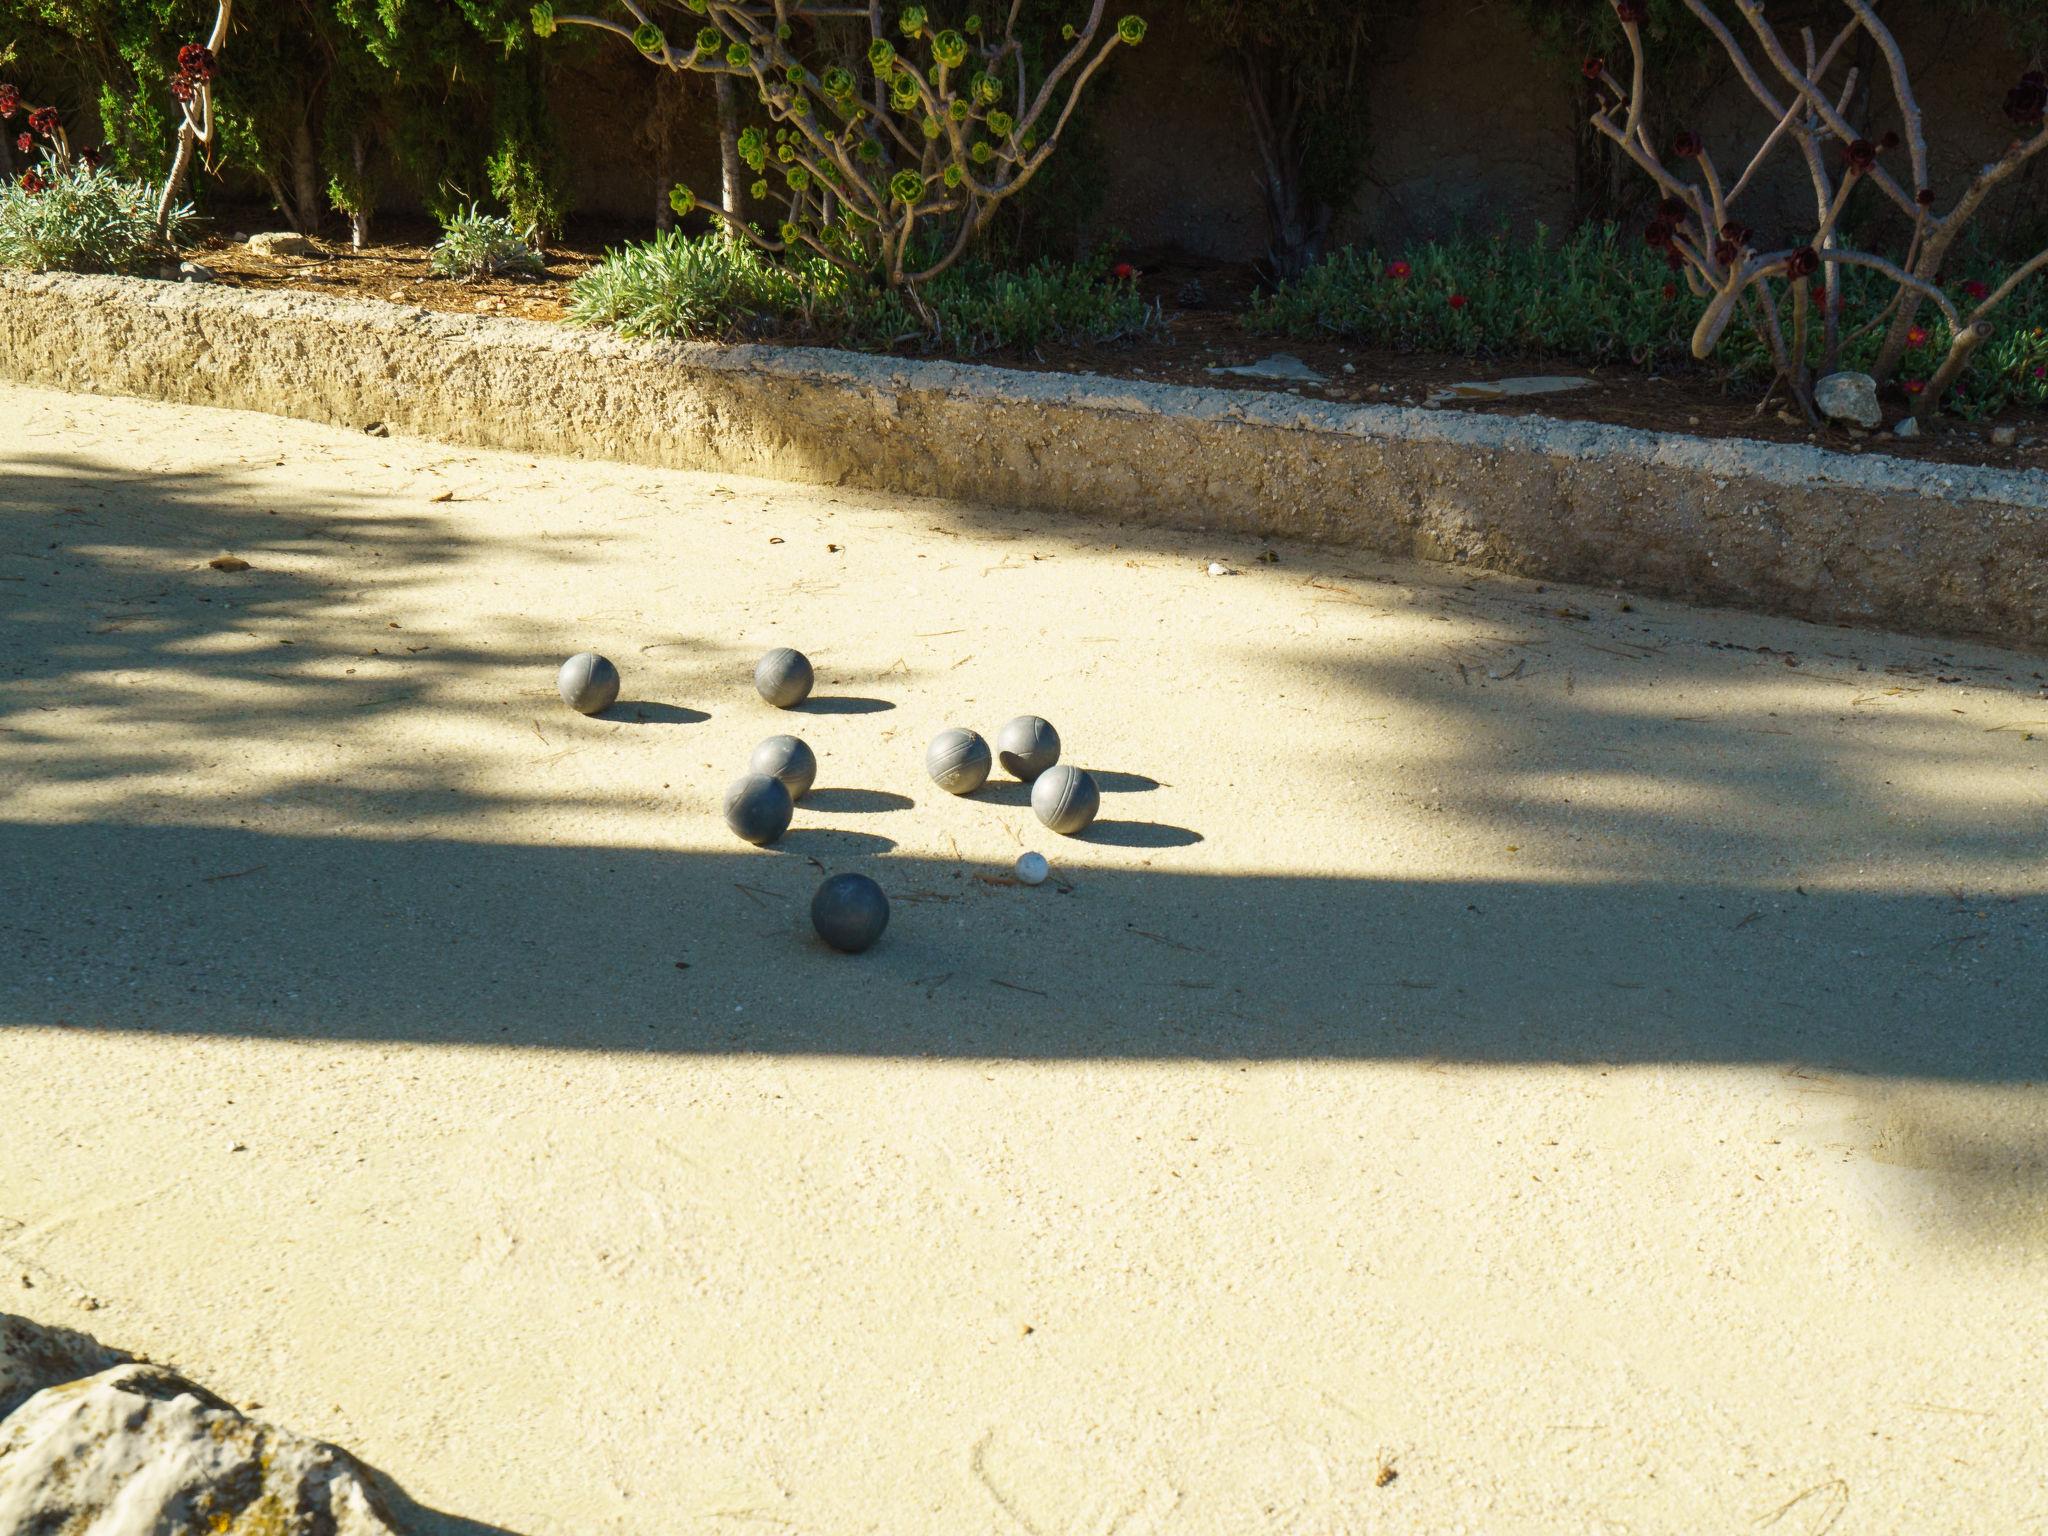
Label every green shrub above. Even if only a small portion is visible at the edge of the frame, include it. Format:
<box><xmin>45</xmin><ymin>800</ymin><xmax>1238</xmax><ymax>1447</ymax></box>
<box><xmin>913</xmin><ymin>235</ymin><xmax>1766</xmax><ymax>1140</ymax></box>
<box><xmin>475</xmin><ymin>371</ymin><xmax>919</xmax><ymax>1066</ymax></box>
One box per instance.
<box><xmin>0</xmin><ymin>161</ymin><xmax>187</xmax><ymax>273</ymax></box>
<box><xmin>429</xmin><ymin>205</ymin><xmax>544</xmax><ymax>279</ymax></box>
<box><xmin>568</xmin><ymin>228</ymin><xmax>1156</xmax><ymax>355</ymax></box>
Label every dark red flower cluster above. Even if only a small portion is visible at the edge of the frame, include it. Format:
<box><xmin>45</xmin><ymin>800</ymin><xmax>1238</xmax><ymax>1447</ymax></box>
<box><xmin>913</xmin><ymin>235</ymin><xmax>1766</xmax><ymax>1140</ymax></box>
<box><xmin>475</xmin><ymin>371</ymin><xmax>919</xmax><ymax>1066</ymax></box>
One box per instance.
<box><xmin>13</xmin><ymin>131</ymin><xmax>28</xmax><ymax>155</ymax></box>
<box><xmin>79</xmin><ymin>143</ymin><xmax>103</xmax><ymax>169</ymax></box>
<box><xmin>27</xmin><ymin>105</ymin><xmax>58</xmax><ymax>136</ymax></box>
<box><xmin>170</xmin><ymin>74</ymin><xmax>195</xmax><ymax>103</ymax></box>
<box><xmin>1111</xmin><ymin>261</ymin><xmax>1137</xmax><ymax>281</ymax></box>
<box><xmin>1644</xmin><ymin>220</ymin><xmax>1674</xmax><ymax>249</ymax></box>
<box><xmin>19</xmin><ymin>167</ymin><xmax>48</xmax><ymax>194</ymax></box>
<box><xmin>1785</xmin><ymin>248</ymin><xmax>1821</xmax><ymax>279</ymax></box>
<box><xmin>1672</xmin><ymin>129</ymin><xmax>1703</xmax><ymax>159</ymax></box>
<box><xmin>1388</xmin><ymin>260</ymin><xmax>1411</xmax><ymax>281</ymax></box>
<box><xmin>1657</xmin><ymin>195</ymin><xmax>1688</xmax><ymax>222</ymax></box>
<box><xmin>177</xmin><ymin>43</ymin><xmax>216</xmax><ymax>80</ymax></box>
<box><xmin>1713</xmin><ymin>239</ymin><xmax>1739</xmax><ymax>265</ymax></box>
<box><xmin>0</xmin><ymin>83</ymin><xmax>19</xmax><ymax>118</ymax></box>
<box><xmin>1917</xmin><ymin>187</ymin><xmax>1937</xmax><ymax>207</ymax></box>
<box><xmin>1582</xmin><ymin>55</ymin><xmax>1606</xmax><ymax>81</ymax></box>
<box><xmin>1880</xmin><ymin>130</ymin><xmax>1901</xmax><ymax>150</ymax></box>
<box><xmin>1448</xmin><ymin>293</ymin><xmax>1470</xmax><ymax>310</ymax></box>
<box><xmin>2005</xmin><ymin>69</ymin><xmax>2046</xmax><ymax>129</ymax></box>
<box><xmin>1845</xmin><ymin>138</ymin><xmax>1877</xmax><ymax>173</ymax></box>
<box><xmin>1662</xmin><ymin>282</ymin><xmax>1678</xmax><ymax>301</ymax></box>
<box><xmin>1961</xmin><ymin>278</ymin><xmax>1990</xmax><ymax>300</ymax></box>
<box><xmin>1665</xmin><ymin>250</ymin><xmax>1685</xmax><ymax>272</ymax></box>
<box><xmin>1613</xmin><ymin>0</ymin><xmax>1646</xmax><ymax>22</ymax></box>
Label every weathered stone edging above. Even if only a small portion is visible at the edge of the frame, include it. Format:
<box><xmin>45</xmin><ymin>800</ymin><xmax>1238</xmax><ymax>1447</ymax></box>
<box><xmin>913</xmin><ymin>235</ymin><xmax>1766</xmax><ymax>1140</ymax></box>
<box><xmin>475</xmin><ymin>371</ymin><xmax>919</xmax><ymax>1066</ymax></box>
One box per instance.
<box><xmin>5</xmin><ymin>270</ymin><xmax>2044</xmax><ymax>647</ymax></box>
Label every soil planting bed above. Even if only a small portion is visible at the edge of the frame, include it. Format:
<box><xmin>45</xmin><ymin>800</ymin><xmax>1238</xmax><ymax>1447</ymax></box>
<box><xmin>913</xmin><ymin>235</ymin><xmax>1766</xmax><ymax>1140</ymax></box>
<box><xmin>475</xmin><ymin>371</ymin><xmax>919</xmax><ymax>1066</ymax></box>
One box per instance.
<box><xmin>189</xmin><ymin>222</ymin><xmax>2048</xmax><ymax>475</ymax></box>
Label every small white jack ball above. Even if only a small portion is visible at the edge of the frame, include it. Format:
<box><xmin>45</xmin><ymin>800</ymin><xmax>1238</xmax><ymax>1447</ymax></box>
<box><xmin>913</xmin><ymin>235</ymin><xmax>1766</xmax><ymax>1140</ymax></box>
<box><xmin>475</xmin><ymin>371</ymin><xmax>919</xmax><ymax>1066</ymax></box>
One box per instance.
<box><xmin>1015</xmin><ymin>852</ymin><xmax>1049</xmax><ymax>886</ymax></box>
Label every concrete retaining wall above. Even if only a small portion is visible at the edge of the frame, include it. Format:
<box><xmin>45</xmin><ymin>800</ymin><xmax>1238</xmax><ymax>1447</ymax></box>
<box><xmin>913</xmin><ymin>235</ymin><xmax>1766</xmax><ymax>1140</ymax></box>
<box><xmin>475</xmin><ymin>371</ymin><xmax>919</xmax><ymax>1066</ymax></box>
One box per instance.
<box><xmin>4</xmin><ymin>270</ymin><xmax>2044</xmax><ymax>649</ymax></box>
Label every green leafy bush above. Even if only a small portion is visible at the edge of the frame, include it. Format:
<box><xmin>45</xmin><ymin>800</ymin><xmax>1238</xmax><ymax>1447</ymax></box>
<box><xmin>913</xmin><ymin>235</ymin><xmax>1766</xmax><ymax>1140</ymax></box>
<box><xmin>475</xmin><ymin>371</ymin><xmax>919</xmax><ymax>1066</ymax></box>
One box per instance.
<box><xmin>0</xmin><ymin>160</ymin><xmax>187</xmax><ymax>272</ymax></box>
<box><xmin>568</xmin><ymin>228</ymin><xmax>1155</xmax><ymax>354</ymax></box>
<box><xmin>544</xmin><ymin>0</ymin><xmax>1145</xmax><ymax>289</ymax></box>
<box><xmin>430</xmin><ymin>205</ymin><xmax>544</xmax><ymax>278</ymax></box>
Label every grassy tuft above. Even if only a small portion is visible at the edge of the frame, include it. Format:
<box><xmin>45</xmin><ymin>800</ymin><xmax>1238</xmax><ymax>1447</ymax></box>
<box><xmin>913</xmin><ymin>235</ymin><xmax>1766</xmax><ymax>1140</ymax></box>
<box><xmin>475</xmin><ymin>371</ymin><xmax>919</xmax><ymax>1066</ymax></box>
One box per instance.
<box><xmin>429</xmin><ymin>205</ymin><xmax>544</xmax><ymax>280</ymax></box>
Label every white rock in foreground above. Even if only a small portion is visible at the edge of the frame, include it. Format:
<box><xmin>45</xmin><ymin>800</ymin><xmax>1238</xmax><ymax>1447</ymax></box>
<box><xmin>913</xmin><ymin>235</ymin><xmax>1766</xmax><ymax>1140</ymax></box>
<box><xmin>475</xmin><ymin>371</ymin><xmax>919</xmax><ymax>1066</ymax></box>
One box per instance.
<box><xmin>1815</xmin><ymin>371</ymin><xmax>1881</xmax><ymax>429</ymax></box>
<box><xmin>0</xmin><ymin>1342</ymin><xmax>400</xmax><ymax>1535</ymax></box>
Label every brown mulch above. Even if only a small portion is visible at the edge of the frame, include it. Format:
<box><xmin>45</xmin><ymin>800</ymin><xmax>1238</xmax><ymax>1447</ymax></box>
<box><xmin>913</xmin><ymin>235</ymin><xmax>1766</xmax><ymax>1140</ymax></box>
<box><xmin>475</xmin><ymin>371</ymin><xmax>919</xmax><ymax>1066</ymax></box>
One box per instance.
<box><xmin>190</xmin><ymin>222</ymin><xmax>2046</xmax><ymax>473</ymax></box>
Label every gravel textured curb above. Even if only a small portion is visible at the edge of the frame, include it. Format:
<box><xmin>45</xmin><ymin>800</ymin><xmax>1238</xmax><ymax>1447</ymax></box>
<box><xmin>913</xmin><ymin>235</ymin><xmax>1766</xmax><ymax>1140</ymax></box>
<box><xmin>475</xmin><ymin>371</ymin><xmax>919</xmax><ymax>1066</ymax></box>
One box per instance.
<box><xmin>6</xmin><ymin>270</ymin><xmax>2044</xmax><ymax>647</ymax></box>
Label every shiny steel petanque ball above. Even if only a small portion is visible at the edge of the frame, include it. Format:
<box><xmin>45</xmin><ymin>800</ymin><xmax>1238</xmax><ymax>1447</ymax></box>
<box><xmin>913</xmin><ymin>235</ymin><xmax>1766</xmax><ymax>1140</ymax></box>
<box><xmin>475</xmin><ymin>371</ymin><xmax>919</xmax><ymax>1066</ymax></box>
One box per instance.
<box><xmin>1030</xmin><ymin>764</ymin><xmax>1099</xmax><ymax>836</ymax></box>
<box><xmin>996</xmin><ymin>715</ymin><xmax>1061</xmax><ymax>781</ymax></box>
<box><xmin>811</xmin><ymin>872</ymin><xmax>890</xmax><ymax>953</ymax></box>
<box><xmin>754</xmin><ymin>647</ymin><xmax>815</xmax><ymax>708</ymax></box>
<box><xmin>750</xmin><ymin>734</ymin><xmax>817</xmax><ymax>801</ymax></box>
<box><xmin>723</xmin><ymin>772</ymin><xmax>793</xmax><ymax>846</ymax></box>
<box><xmin>556</xmin><ymin>652</ymin><xmax>620</xmax><ymax>715</ymax></box>
<box><xmin>926</xmin><ymin>727</ymin><xmax>992</xmax><ymax>796</ymax></box>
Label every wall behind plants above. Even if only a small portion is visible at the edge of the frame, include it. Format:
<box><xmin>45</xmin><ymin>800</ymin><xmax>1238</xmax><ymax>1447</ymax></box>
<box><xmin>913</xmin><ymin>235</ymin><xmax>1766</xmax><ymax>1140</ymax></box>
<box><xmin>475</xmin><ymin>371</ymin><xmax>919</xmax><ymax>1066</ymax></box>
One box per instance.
<box><xmin>3</xmin><ymin>0</ymin><xmax>2039</xmax><ymax>263</ymax></box>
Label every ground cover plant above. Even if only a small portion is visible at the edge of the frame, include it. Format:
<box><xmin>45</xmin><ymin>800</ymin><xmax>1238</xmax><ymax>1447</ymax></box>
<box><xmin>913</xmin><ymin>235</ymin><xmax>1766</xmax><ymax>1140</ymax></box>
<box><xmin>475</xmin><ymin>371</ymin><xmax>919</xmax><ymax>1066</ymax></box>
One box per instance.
<box><xmin>431</xmin><ymin>204</ymin><xmax>546</xmax><ymax>278</ymax></box>
<box><xmin>568</xmin><ymin>225</ymin><xmax>1153</xmax><ymax>352</ymax></box>
<box><xmin>1248</xmin><ymin>223</ymin><xmax>2048</xmax><ymax>420</ymax></box>
<box><xmin>0</xmin><ymin>76</ymin><xmax>188</xmax><ymax>272</ymax></box>
<box><xmin>1586</xmin><ymin>0</ymin><xmax>2048</xmax><ymax>425</ymax></box>
<box><xmin>536</xmin><ymin>0</ymin><xmax>1147</xmax><ymax>292</ymax></box>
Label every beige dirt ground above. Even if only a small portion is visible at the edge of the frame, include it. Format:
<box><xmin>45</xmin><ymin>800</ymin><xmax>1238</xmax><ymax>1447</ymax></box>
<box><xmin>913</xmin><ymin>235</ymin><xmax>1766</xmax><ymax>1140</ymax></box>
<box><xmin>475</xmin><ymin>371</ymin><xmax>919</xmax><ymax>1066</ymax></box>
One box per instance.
<box><xmin>2</xmin><ymin>381</ymin><xmax>2046</xmax><ymax>1535</ymax></box>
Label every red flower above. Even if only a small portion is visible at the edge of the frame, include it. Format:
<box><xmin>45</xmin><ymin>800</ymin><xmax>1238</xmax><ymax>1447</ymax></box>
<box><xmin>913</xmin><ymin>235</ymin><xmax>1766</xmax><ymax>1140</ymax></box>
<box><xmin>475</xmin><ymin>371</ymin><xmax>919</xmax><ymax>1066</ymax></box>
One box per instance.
<box><xmin>1662</xmin><ymin>282</ymin><xmax>1678</xmax><ymax>300</ymax></box>
<box><xmin>1644</xmin><ymin>220</ymin><xmax>1674</xmax><ymax>249</ymax></box>
<box><xmin>1785</xmin><ymin>247</ymin><xmax>1821</xmax><ymax>279</ymax></box>
<box><xmin>27</xmin><ymin>105</ymin><xmax>58</xmax><ymax>136</ymax></box>
<box><xmin>1613</xmin><ymin>0</ymin><xmax>1646</xmax><ymax>21</ymax></box>
<box><xmin>1582</xmin><ymin>55</ymin><xmax>1606</xmax><ymax>81</ymax></box>
<box><xmin>170</xmin><ymin>73</ymin><xmax>196</xmax><ymax>103</ymax></box>
<box><xmin>1916</xmin><ymin>187</ymin><xmax>1937</xmax><ymax>207</ymax></box>
<box><xmin>1448</xmin><ymin>293</ymin><xmax>1469</xmax><ymax>310</ymax></box>
<box><xmin>18</xmin><ymin>168</ymin><xmax>47</xmax><ymax>194</ymax></box>
<box><xmin>177</xmin><ymin>43</ymin><xmax>216</xmax><ymax>81</ymax></box>
<box><xmin>1880</xmin><ymin>130</ymin><xmax>1901</xmax><ymax>150</ymax></box>
<box><xmin>1845</xmin><ymin>138</ymin><xmax>1877</xmax><ymax>173</ymax></box>
<box><xmin>1713</xmin><ymin>239</ymin><xmax>1739</xmax><ymax>266</ymax></box>
<box><xmin>1387</xmin><ymin>260</ymin><xmax>1411</xmax><ymax>281</ymax></box>
<box><xmin>1961</xmin><ymin>279</ymin><xmax>1989</xmax><ymax>300</ymax></box>
<box><xmin>1903</xmin><ymin>379</ymin><xmax>1926</xmax><ymax>395</ymax></box>
<box><xmin>2034</xmin><ymin>366</ymin><xmax>2047</xmax><ymax>381</ymax></box>
<box><xmin>1906</xmin><ymin>326</ymin><xmax>1929</xmax><ymax>347</ymax></box>
<box><xmin>1656</xmin><ymin>195</ymin><xmax>1688</xmax><ymax>222</ymax></box>
<box><xmin>1673</xmin><ymin>129</ymin><xmax>1704</xmax><ymax>159</ymax></box>
<box><xmin>1111</xmin><ymin>261</ymin><xmax>1137</xmax><ymax>281</ymax></box>
<box><xmin>79</xmin><ymin>143</ymin><xmax>102</xmax><ymax>169</ymax></box>
<box><xmin>13</xmin><ymin>131</ymin><xmax>28</xmax><ymax>155</ymax></box>
<box><xmin>0</xmin><ymin>84</ymin><xmax>18</xmax><ymax>118</ymax></box>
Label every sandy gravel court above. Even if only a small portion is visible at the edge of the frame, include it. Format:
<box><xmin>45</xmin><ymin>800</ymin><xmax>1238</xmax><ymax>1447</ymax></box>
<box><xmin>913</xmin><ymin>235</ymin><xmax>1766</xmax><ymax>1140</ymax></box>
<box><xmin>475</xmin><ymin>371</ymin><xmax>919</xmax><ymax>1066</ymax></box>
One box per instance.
<box><xmin>3</xmin><ymin>381</ymin><xmax>2045</xmax><ymax>1534</ymax></box>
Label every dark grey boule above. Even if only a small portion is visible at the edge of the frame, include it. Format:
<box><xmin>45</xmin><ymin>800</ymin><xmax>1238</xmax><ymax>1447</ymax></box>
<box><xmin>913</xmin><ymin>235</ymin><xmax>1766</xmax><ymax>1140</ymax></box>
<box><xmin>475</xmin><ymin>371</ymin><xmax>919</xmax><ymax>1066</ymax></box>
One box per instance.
<box><xmin>750</xmin><ymin>734</ymin><xmax>818</xmax><ymax>801</ymax></box>
<box><xmin>754</xmin><ymin>647</ymin><xmax>815</xmax><ymax>708</ymax></box>
<box><xmin>926</xmin><ymin>727</ymin><xmax>992</xmax><ymax>796</ymax></box>
<box><xmin>557</xmin><ymin>652</ymin><xmax>620</xmax><ymax>715</ymax></box>
<box><xmin>811</xmin><ymin>872</ymin><xmax>890</xmax><ymax>953</ymax></box>
<box><xmin>723</xmin><ymin>772</ymin><xmax>793</xmax><ymax>846</ymax></box>
<box><xmin>996</xmin><ymin>715</ymin><xmax>1061</xmax><ymax>781</ymax></box>
<box><xmin>1030</xmin><ymin>764</ymin><xmax>1100</xmax><ymax>835</ymax></box>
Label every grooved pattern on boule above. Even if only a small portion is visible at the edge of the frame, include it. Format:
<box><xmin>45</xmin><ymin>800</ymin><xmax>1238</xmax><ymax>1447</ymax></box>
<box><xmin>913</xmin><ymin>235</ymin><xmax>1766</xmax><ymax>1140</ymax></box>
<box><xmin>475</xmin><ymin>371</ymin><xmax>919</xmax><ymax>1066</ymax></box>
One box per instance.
<box><xmin>811</xmin><ymin>872</ymin><xmax>890</xmax><ymax>953</ymax></box>
<box><xmin>755</xmin><ymin>648</ymin><xmax>814</xmax><ymax>708</ymax></box>
<box><xmin>996</xmin><ymin>715</ymin><xmax>1061</xmax><ymax>781</ymax></box>
<box><xmin>1030</xmin><ymin>764</ymin><xmax>1099</xmax><ymax>835</ymax></box>
<box><xmin>750</xmin><ymin>734</ymin><xmax>818</xmax><ymax>801</ymax></box>
<box><xmin>926</xmin><ymin>727</ymin><xmax>992</xmax><ymax>795</ymax></box>
<box><xmin>557</xmin><ymin>652</ymin><xmax>620</xmax><ymax>715</ymax></box>
<box><xmin>723</xmin><ymin>772</ymin><xmax>793</xmax><ymax>845</ymax></box>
